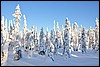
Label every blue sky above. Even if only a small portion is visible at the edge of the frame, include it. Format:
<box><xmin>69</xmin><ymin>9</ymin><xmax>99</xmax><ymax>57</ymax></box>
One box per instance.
<box><xmin>1</xmin><ymin>1</ymin><xmax>99</xmax><ymax>35</ymax></box>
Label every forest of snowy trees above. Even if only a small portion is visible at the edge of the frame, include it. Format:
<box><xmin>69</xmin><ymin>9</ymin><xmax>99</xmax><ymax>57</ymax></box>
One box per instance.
<box><xmin>1</xmin><ymin>4</ymin><xmax>99</xmax><ymax>65</ymax></box>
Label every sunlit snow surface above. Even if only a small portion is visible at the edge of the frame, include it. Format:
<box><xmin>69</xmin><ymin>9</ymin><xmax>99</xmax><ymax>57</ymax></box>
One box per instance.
<box><xmin>2</xmin><ymin>48</ymin><xmax>99</xmax><ymax>66</ymax></box>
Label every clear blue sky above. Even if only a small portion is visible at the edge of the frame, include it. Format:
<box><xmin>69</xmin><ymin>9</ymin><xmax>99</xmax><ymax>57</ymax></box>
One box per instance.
<box><xmin>1</xmin><ymin>1</ymin><xmax>99</xmax><ymax>35</ymax></box>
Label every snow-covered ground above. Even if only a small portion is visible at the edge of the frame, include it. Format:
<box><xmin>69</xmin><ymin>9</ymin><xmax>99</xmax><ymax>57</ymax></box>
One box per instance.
<box><xmin>2</xmin><ymin>48</ymin><xmax>99</xmax><ymax>66</ymax></box>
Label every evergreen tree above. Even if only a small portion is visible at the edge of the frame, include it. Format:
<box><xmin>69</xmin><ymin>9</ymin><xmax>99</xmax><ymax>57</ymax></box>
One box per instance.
<box><xmin>72</xmin><ymin>22</ymin><xmax>78</xmax><ymax>51</ymax></box>
<box><xmin>63</xmin><ymin>18</ymin><xmax>70</xmax><ymax>58</ymax></box>
<box><xmin>94</xmin><ymin>18</ymin><xmax>99</xmax><ymax>52</ymax></box>
<box><xmin>45</xmin><ymin>27</ymin><xmax>50</xmax><ymax>49</ymax></box>
<box><xmin>81</xmin><ymin>28</ymin><xmax>86</xmax><ymax>53</ymax></box>
<box><xmin>78</xmin><ymin>25</ymin><xmax>82</xmax><ymax>50</ymax></box>
<box><xmin>39</xmin><ymin>27</ymin><xmax>45</xmax><ymax>55</ymax></box>
<box><xmin>88</xmin><ymin>27</ymin><xmax>94</xmax><ymax>49</ymax></box>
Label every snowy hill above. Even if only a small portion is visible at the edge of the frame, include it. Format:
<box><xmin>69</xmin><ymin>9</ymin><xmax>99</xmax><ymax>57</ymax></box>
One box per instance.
<box><xmin>2</xmin><ymin>49</ymin><xmax>99</xmax><ymax>66</ymax></box>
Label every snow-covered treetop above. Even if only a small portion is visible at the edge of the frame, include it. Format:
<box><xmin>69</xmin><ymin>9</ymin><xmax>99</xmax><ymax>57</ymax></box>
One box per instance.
<box><xmin>95</xmin><ymin>18</ymin><xmax>99</xmax><ymax>27</ymax></box>
<box><xmin>79</xmin><ymin>25</ymin><xmax>82</xmax><ymax>31</ymax></box>
<box><xmin>23</xmin><ymin>15</ymin><xmax>27</xmax><ymax>30</ymax></box>
<box><xmin>54</xmin><ymin>20</ymin><xmax>55</xmax><ymax>31</ymax></box>
<box><xmin>73</xmin><ymin>22</ymin><xmax>78</xmax><ymax>29</ymax></box>
<box><xmin>40</xmin><ymin>27</ymin><xmax>44</xmax><ymax>38</ymax></box>
<box><xmin>1</xmin><ymin>16</ymin><xmax>4</xmax><ymax>31</ymax></box>
<box><xmin>80</xmin><ymin>25</ymin><xmax>82</xmax><ymax>28</ymax></box>
<box><xmin>1</xmin><ymin>16</ymin><xmax>4</xmax><ymax>25</ymax></box>
<box><xmin>10</xmin><ymin>20</ymin><xmax>13</xmax><ymax>29</ymax></box>
<box><xmin>31</xmin><ymin>25</ymin><xmax>34</xmax><ymax>32</ymax></box>
<box><xmin>66</xmin><ymin>17</ymin><xmax>68</xmax><ymax>21</ymax></box>
<box><xmin>12</xmin><ymin>4</ymin><xmax>22</xmax><ymax>20</ymax></box>
<box><xmin>23</xmin><ymin>15</ymin><xmax>26</xmax><ymax>21</ymax></box>
<box><xmin>82</xmin><ymin>28</ymin><xmax>86</xmax><ymax>37</ymax></box>
<box><xmin>65</xmin><ymin>17</ymin><xmax>70</xmax><ymax>28</ymax></box>
<box><xmin>23</xmin><ymin>15</ymin><xmax>26</xmax><ymax>20</ymax></box>
<box><xmin>5</xmin><ymin>19</ymin><xmax>7</xmax><ymax>30</ymax></box>
<box><xmin>46</xmin><ymin>27</ymin><xmax>48</xmax><ymax>32</ymax></box>
<box><xmin>16</xmin><ymin>4</ymin><xmax>20</xmax><ymax>10</ymax></box>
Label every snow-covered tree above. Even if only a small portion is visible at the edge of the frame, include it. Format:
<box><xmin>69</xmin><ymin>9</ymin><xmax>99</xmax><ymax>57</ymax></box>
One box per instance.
<box><xmin>1</xmin><ymin>16</ymin><xmax>5</xmax><ymax>45</ymax></box>
<box><xmin>24</xmin><ymin>29</ymin><xmax>34</xmax><ymax>58</ymax></box>
<box><xmin>88</xmin><ymin>26</ymin><xmax>95</xmax><ymax>49</ymax></box>
<box><xmin>1</xmin><ymin>16</ymin><xmax>9</xmax><ymax>46</ymax></box>
<box><xmin>83</xmin><ymin>29</ymin><xmax>89</xmax><ymax>50</ymax></box>
<box><xmin>10</xmin><ymin>4</ymin><xmax>23</xmax><ymax>60</ymax></box>
<box><xmin>39</xmin><ymin>27</ymin><xmax>45</xmax><ymax>54</ymax></box>
<box><xmin>94</xmin><ymin>18</ymin><xmax>99</xmax><ymax>51</ymax></box>
<box><xmin>54</xmin><ymin>32</ymin><xmax>59</xmax><ymax>55</ymax></box>
<box><xmin>50</xmin><ymin>30</ymin><xmax>54</xmax><ymax>44</ymax></box>
<box><xmin>1</xmin><ymin>16</ymin><xmax>9</xmax><ymax>64</ymax></box>
<box><xmin>72</xmin><ymin>22</ymin><xmax>78</xmax><ymax>51</ymax></box>
<box><xmin>81</xmin><ymin>28</ymin><xmax>86</xmax><ymax>53</ymax></box>
<box><xmin>22</xmin><ymin>14</ymin><xmax>27</xmax><ymax>49</ymax></box>
<box><xmin>48</xmin><ymin>40</ymin><xmax>55</xmax><ymax>61</ymax></box>
<box><xmin>45</xmin><ymin>27</ymin><xmax>50</xmax><ymax>49</ymax></box>
<box><xmin>63</xmin><ymin>18</ymin><xmax>71</xmax><ymax>58</ymax></box>
<box><xmin>53</xmin><ymin>21</ymin><xmax>61</xmax><ymax>55</ymax></box>
<box><xmin>12</xmin><ymin>4</ymin><xmax>22</xmax><ymax>34</ymax></box>
<box><xmin>61</xmin><ymin>25</ymin><xmax>64</xmax><ymax>46</ymax></box>
<box><xmin>30</xmin><ymin>26</ymin><xmax>35</xmax><ymax>43</ymax></box>
<box><xmin>28</xmin><ymin>40</ymin><xmax>35</xmax><ymax>58</ymax></box>
<box><xmin>78</xmin><ymin>25</ymin><xmax>82</xmax><ymax>50</ymax></box>
<box><xmin>34</xmin><ymin>31</ymin><xmax>39</xmax><ymax>51</ymax></box>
